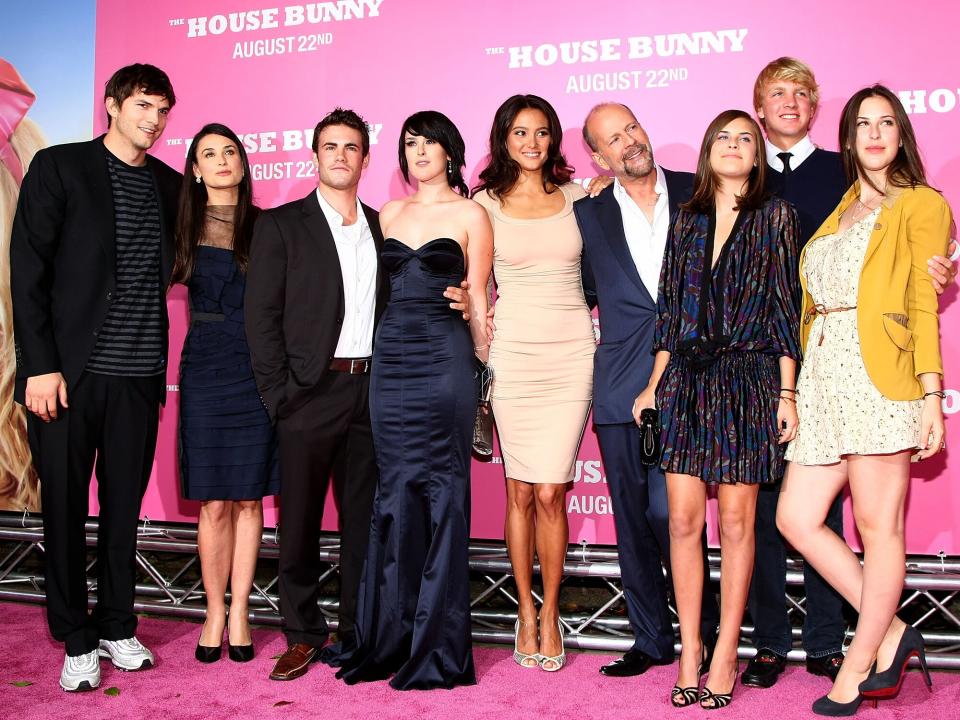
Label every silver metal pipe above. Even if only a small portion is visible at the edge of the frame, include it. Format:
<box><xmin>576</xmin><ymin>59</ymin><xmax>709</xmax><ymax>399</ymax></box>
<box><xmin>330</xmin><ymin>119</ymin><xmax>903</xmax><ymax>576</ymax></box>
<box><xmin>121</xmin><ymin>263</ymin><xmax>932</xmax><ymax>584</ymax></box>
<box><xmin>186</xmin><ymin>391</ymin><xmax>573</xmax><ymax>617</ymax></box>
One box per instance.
<box><xmin>3</xmin><ymin>515</ymin><xmax>960</xmax><ymax>668</ymax></box>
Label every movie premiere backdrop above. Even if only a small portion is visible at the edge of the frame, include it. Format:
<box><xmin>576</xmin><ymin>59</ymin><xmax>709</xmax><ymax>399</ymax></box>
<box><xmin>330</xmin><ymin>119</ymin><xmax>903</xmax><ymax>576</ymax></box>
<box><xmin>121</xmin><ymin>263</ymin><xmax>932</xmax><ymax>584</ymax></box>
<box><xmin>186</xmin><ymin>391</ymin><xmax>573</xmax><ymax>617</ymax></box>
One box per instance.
<box><xmin>2</xmin><ymin>1</ymin><xmax>959</xmax><ymax>555</ymax></box>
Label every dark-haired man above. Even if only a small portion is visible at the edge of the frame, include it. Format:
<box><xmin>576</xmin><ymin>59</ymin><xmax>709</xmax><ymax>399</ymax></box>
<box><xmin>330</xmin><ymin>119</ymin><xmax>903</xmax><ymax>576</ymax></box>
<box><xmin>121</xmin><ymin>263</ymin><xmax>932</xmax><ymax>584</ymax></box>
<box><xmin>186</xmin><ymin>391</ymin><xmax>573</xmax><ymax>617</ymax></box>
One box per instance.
<box><xmin>245</xmin><ymin>108</ymin><xmax>469</xmax><ymax>682</ymax></box>
<box><xmin>10</xmin><ymin>64</ymin><xmax>180</xmax><ymax>691</ymax></box>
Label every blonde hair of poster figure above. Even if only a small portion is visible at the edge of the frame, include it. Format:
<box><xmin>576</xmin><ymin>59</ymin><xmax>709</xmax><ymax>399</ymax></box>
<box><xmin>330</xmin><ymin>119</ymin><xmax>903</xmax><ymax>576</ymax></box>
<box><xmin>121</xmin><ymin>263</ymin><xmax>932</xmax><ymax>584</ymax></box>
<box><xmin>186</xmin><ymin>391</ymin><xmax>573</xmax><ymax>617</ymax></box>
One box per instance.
<box><xmin>0</xmin><ymin>118</ymin><xmax>45</xmax><ymax>511</ymax></box>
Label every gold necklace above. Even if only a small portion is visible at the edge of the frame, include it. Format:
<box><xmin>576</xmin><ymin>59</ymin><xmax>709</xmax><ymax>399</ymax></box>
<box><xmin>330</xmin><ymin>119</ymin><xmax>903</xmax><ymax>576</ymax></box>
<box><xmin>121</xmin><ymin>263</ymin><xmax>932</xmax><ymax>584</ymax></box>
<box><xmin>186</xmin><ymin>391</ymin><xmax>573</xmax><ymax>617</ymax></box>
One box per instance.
<box><xmin>850</xmin><ymin>196</ymin><xmax>880</xmax><ymax>223</ymax></box>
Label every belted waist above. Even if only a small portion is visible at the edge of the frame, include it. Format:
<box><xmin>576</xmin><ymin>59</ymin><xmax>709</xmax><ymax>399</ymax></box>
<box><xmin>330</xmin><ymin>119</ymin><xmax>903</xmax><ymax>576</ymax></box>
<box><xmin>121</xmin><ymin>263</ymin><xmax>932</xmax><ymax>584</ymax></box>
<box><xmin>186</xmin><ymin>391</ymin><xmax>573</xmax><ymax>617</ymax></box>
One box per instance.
<box><xmin>191</xmin><ymin>312</ymin><xmax>226</xmax><ymax>323</ymax></box>
<box><xmin>328</xmin><ymin>357</ymin><xmax>372</xmax><ymax>374</ymax></box>
<box><xmin>804</xmin><ymin>304</ymin><xmax>856</xmax><ymax>325</ymax></box>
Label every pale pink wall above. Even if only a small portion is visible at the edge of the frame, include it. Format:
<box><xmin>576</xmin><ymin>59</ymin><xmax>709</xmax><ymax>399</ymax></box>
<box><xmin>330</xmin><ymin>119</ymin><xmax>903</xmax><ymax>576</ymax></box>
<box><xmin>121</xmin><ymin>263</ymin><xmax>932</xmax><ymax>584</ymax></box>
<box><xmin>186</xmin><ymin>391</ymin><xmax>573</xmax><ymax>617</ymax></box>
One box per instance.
<box><xmin>92</xmin><ymin>1</ymin><xmax>959</xmax><ymax>554</ymax></box>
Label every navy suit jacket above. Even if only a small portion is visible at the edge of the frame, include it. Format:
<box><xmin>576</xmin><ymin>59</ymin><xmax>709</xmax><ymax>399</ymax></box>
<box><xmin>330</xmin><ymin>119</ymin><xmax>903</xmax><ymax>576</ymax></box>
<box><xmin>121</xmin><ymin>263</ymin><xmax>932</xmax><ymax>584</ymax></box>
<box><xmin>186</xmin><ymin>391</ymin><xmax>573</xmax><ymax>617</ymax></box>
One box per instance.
<box><xmin>574</xmin><ymin>168</ymin><xmax>693</xmax><ymax>425</ymax></box>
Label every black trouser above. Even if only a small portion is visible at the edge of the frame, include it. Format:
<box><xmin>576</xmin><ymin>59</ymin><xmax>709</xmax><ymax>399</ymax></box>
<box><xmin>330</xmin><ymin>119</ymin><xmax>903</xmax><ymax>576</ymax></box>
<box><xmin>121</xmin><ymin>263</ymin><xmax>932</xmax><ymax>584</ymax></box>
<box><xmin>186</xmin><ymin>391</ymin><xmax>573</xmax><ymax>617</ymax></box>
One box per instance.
<box><xmin>596</xmin><ymin>423</ymin><xmax>720</xmax><ymax>660</ymax></box>
<box><xmin>276</xmin><ymin>372</ymin><xmax>378</xmax><ymax>648</ymax></box>
<box><xmin>28</xmin><ymin>373</ymin><xmax>161</xmax><ymax>656</ymax></box>
<box><xmin>747</xmin><ymin>482</ymin><xmax>846</xmax><ymax>657</ymax></box>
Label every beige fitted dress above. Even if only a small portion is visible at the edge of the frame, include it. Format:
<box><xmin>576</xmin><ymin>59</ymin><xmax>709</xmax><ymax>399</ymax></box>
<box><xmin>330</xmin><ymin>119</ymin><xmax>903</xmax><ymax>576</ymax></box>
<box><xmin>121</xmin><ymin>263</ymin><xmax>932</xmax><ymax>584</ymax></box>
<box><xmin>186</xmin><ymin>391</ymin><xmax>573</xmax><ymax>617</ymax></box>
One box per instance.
<box><xmin>476</xmin><ymin>184</ymin><xmax>596</xmax><ymax>484</ymax></box>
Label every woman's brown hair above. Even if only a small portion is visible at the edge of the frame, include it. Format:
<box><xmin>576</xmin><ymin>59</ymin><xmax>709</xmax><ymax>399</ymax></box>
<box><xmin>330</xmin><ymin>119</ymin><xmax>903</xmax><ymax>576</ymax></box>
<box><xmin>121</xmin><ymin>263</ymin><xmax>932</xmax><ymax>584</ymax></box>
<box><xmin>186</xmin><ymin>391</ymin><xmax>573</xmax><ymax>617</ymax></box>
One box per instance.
<box><xmin>682</xmin><ymin>109</ymin><xmax>767</xmax><ymax>214</ymax></box>
<box><xmin>839</xmin><ymin>84</ymin><xmax>927</xmax><ymax>194</ymax></box>
<box><xmin>471</xmin><ymin>94</ymin><xmax>573</xmax><ymax>199</ymax></box>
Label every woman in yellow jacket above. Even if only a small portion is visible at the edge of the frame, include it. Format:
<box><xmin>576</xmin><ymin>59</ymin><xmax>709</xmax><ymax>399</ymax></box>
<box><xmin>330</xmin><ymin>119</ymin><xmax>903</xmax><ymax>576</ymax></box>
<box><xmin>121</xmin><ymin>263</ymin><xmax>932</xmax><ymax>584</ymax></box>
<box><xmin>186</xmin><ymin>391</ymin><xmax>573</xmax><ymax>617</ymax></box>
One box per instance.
<box><xmin>777</xmin><ymin>85</ymin><xmax>951</xmax><ymax>717</ymax></box>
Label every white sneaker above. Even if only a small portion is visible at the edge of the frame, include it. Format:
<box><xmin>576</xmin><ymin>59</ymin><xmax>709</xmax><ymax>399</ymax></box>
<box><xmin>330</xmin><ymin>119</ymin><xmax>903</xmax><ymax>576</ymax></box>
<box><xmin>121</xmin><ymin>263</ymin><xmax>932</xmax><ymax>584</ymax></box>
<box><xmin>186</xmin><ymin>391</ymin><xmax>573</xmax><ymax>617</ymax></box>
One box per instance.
<box><xmin>60</xmin><ymin>649</ymin><xmax>101</xmax><ymax>692</ymax></box>
<box><xmin>98</xmin><ymin>636</ymin><xmax>155</xmax><ymax>671</ymax></box>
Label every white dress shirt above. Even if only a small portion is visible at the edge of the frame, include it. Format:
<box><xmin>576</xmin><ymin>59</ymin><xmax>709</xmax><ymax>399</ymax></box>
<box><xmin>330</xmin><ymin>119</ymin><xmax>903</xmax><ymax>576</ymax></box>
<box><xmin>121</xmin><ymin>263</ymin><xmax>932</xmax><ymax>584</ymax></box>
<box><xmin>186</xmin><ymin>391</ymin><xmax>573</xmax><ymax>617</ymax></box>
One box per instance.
<box><xmin>613</xmin><ymin>165</ymin><xmax>670</xmax><ymax>301</ymax></box>
<box><xmin>315</xmin><ymin>188</ymin><xmax>378</xmax><ymax>358</ymax></box>
<box><xmin>765</xmin><ymin>133</ymin><xmax>816</xmax><ymax>173</ymax></box>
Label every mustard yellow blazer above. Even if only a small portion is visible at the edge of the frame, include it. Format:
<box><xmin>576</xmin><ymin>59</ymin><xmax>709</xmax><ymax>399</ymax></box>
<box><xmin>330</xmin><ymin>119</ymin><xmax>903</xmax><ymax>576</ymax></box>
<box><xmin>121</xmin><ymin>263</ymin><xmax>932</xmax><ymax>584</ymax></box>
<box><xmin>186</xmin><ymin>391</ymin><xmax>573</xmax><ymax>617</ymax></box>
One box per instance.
<box><xmin>799</xmin><ymin>183</ymin><xmax>952</xmax><ymax>401</ymax></box>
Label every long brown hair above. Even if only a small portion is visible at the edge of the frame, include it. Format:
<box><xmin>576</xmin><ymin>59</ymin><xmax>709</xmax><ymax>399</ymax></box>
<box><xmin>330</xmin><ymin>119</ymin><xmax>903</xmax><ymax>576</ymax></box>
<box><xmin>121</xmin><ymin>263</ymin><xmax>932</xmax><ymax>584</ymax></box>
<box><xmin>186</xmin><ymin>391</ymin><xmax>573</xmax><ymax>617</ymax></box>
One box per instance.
<box><xmin>471</xmin><ymin>94</ymin><xmax>573</xmax><ymax>199</ymax></box>
<box><xmin>683</xmin><ymin>109</ymin><xmax>767</xmax><ymax>214</ymax></box>
<box><xmin>839</xmin><ymin>84</ymin><xmax>927</xmax><ymax>194</ymax></box>
<box><xmin>172</xmin><ymin>123</ymin><xmax>256</xmax><ymax>284</ymax></box>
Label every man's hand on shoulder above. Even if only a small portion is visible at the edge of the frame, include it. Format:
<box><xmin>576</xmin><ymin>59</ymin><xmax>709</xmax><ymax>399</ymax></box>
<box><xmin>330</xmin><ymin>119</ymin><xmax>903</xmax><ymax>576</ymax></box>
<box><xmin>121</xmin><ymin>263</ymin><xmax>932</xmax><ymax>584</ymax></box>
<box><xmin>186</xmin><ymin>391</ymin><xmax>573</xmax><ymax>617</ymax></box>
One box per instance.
<box><xmin>25</xmin><ymin>372</ymin><xmax>68</xmax><ymax>422</ymax></box>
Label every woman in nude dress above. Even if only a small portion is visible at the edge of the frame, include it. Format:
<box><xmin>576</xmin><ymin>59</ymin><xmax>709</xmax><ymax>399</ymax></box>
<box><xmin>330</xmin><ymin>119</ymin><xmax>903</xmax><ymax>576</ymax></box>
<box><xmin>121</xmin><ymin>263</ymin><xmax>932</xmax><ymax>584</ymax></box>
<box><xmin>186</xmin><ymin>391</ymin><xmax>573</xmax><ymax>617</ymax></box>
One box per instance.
<box><xmin>473</xmin><ymin>95</ymin><xmax>595</xmax><ymax>672</ymax></box>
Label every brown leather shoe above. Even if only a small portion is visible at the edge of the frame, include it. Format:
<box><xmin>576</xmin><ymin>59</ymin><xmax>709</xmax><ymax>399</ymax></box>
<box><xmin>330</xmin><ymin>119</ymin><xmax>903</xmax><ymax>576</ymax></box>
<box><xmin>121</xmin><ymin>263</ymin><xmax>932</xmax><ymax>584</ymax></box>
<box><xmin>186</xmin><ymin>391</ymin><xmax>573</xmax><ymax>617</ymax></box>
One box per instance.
<box><xmin>269</xmin><ymin>643</ymin><xmax>318</xmax><ymax>681</ymax></box>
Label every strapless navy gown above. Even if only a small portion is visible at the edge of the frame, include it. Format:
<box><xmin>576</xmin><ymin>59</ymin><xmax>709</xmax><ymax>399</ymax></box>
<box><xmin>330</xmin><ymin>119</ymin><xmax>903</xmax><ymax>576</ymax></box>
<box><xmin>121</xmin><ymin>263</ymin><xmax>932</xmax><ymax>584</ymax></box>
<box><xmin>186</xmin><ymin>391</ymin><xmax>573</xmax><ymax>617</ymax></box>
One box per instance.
<box><xmin>335</xmin><ymin>237</ymin><xmax>476</xmax><ymax>690</ymax></box>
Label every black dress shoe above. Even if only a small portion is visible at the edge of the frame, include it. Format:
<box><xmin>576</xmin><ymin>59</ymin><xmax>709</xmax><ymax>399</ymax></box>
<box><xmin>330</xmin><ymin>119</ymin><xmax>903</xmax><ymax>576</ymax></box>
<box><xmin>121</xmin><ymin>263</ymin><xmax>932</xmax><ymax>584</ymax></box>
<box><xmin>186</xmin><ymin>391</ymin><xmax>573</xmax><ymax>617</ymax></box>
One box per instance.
<box><xmin>741</xmin><ymin>648</ymin><xmax>786</xmax><ymax>688</ymax></box>
<box><xmin>195</xmin><ymin>644</ymin><xmax>222</xmax><ymax>663</ymax></box>
<box><xmin>807</xmin><ymin>652</ymin><xmax>844</xmax><ymax>681</ymax></box>
<box><xmin>599</xmin><ymin>650</ymin><xmax>671</xmax><ymax>677</ymax></box>
<box><xmin>228</xmin><ymin>642</ymin><xmax>255</xmax><ymax>662</ymax></box>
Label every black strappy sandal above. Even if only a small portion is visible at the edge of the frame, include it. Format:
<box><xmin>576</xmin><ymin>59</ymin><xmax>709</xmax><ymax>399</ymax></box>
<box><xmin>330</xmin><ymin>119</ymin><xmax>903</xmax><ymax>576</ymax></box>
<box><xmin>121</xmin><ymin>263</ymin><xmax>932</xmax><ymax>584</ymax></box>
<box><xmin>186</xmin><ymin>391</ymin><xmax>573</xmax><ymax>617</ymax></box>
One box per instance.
<box><xmin>700</xmin><ymin>668</ymin><xmax>739</xmax><ymax>710</ymax></box>
<box><xmin>671</xmin><ymin>643</ymin><xmax>712</xmax><ymax>708</ymax></box>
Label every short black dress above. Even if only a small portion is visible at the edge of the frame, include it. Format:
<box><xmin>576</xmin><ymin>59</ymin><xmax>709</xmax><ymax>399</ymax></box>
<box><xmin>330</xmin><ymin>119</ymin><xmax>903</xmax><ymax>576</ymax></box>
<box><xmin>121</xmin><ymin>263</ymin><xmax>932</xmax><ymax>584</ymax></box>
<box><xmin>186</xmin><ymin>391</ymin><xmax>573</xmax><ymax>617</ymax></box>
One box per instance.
<box><xmin>653</xmin><ymin>198</ymin><xmax>802</xmax><ymax>484</ymax></box>
<box><xmin>179</xmin><ymin>207</ymin><xmax>280</xmax><ymax>500</ymax></box>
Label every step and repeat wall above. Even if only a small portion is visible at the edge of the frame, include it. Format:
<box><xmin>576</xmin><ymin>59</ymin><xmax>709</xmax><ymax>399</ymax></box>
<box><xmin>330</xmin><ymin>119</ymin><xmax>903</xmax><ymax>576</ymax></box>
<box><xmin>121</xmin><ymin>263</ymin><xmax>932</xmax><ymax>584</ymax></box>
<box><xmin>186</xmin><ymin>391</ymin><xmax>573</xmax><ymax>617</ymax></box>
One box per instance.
<box><xmin>2</xmin><ymin>1</ymin><xmax>958</xmax><ymax>554</ymax></box>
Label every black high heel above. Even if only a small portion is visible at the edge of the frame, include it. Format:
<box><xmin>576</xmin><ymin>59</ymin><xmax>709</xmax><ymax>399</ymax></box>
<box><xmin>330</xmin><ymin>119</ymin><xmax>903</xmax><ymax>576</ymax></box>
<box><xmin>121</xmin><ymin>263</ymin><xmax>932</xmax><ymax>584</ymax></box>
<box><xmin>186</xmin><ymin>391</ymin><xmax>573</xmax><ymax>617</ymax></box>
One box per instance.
<box><xmin>195</xmin><ymin>644</ymin><xmax>222</xmax><ymax>663</ymax></box>
<box><xmin>811</xmin><ymin>693</ymin><xmax>876</xmax><ymax>717</ymax></box>
<box><xmin>671</xmin><ymin>643</ymin><xmax>709</xmax><ymax>708</ymax></box>
<box><xmin>699</xmin><ymin>667</ymin><xmax>738</xmax><ymax>710</ymax></box>
<box><xmin>195</xmin><ymin>615</ymin><xmax>224</xmax><ymax>663</ymax></box>
<box><xmin>228</xmin><ymin>642</ymin><xmax>255</xmax><ymax>662</ymax></box>
<box><xmin>859</xmin><ymin>625</ymin><xmax>933</xmax><ymax>698</ymax></box>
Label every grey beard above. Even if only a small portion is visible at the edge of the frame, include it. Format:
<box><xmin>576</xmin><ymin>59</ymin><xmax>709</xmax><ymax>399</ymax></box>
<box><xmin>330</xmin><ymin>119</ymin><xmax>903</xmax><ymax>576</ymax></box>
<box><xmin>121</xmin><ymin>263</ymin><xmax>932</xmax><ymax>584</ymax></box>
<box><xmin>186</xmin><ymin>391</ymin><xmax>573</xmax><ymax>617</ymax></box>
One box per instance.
<box><xmin>623</xmin><ymin>146</ymin><xmax>655</xmax><ymax>178</ymax></box>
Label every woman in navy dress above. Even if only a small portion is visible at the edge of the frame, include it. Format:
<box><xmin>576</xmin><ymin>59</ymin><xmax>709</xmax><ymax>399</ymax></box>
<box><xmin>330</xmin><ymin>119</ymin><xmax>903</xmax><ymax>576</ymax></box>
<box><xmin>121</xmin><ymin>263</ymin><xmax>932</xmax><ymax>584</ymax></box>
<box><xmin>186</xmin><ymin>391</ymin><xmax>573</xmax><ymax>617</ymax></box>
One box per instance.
<box><xmin>173</xmin><ymin>123</ymin><xmax>279</xmax><ymax>664</ymax></box>
<box><xmin>635</xmin><ymin>110</ymin><xmax>801</xmax><ymax>709</ymax></box>
<box><xmin>333</xmin><ymin>111</ymin><xmax>492</xmax><ymax>690</ymax></box>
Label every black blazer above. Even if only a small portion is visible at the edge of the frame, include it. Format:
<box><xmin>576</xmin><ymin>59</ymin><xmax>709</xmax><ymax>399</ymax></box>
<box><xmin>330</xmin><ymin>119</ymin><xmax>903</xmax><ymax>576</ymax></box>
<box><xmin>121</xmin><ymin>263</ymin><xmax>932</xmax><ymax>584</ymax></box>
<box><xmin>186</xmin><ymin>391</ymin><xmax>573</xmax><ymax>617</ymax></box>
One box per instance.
<box><xmin>10</xmin><ymin>136</ymin><xmax>181</xmax><ymax>404</ymax></box>
<box><xmin>244</xmin><ymin>190</ymin><xmax>387</xmax><ymax>422</ymax></box>
<box><xmin>575</xmin><ymin>167</ymin><xmax>693</xmax><ymax>424</ymax></box>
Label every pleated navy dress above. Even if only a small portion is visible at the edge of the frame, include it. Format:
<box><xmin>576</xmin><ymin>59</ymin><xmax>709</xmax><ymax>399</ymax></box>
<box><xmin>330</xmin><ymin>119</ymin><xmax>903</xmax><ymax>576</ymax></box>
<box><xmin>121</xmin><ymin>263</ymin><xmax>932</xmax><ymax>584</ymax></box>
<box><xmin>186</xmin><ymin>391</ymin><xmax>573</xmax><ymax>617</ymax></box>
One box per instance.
<box><xmin>179</xmin><ymin>207</ymin><xmax>280</xmax><ymax>501</ymax></box>
<box><xmin>653</xmin><ymin>197</ymin><xmax>802</xmax><ymax>485</ymax></box>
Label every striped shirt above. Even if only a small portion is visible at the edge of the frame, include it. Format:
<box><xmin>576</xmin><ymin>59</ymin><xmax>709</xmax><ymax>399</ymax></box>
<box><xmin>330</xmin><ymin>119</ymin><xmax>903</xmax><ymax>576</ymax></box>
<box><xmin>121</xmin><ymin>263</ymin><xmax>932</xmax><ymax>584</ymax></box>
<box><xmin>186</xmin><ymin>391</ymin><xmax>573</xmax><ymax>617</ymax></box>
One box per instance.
<box><xmin>85</xmin><ymin>149</ymin><xmax>165</xmax><ymax>376</ymax></box>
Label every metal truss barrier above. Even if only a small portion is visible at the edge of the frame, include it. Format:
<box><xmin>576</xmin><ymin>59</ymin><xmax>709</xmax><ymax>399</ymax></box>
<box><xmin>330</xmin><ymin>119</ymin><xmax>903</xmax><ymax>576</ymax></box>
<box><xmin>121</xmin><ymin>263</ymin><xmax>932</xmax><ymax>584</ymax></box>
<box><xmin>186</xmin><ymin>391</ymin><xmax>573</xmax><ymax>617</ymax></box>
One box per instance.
<box><xmin>1</xmin><ymin>514</ymin><xmax>958</xmax><ymax>669</ymax></box>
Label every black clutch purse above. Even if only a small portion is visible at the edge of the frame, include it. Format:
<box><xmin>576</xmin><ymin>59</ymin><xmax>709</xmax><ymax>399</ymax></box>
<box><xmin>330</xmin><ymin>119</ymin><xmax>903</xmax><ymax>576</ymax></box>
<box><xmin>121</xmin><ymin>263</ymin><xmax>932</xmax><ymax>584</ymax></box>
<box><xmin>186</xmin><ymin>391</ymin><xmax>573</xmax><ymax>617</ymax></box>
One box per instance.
<box><xmin>473</xmin><ymin>358</ymin><xmax>494</xmax><ymax>458</ymax></box>
<box><xmin>638</xmin><ymin>408</ymin><xmax>662</xmax><ymax>467</ymax></box>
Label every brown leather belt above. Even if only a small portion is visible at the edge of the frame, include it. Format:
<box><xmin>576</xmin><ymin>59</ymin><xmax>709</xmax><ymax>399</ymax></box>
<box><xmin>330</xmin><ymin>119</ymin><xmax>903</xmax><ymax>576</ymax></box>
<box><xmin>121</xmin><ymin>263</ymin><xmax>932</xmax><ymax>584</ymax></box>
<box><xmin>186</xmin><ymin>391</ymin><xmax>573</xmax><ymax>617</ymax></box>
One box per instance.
<box><xmin>804</xmin><ymin>303</ymin><xmax>857</xmax><ymax>324</ymax></box>
<box><xmin>805</xmin><ymin>304</ymin><xmax>857</xmax><ymax>346</ymax></box>
<box><xmin>328</xmin><ymin>357</ymin><xmax>372</xmax><ymax>374</ymax></box>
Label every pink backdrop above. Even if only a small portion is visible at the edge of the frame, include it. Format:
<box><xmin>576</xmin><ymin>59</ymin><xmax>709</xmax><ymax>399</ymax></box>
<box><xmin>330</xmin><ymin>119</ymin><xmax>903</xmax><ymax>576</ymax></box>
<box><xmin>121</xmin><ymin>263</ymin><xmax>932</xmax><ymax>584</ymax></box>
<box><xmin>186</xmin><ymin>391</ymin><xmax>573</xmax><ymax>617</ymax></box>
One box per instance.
<box><xmin>89</xmin><ymin>1</ymin><xmax>959</xmax><ymax>554</ymax></box>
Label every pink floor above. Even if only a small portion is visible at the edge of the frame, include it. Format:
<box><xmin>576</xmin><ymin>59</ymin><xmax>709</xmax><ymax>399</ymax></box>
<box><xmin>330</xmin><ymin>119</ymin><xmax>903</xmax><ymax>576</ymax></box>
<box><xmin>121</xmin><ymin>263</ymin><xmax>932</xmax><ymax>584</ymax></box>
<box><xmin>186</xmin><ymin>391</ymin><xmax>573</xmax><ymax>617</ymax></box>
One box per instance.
<box><xmin>1</xmin><ymin>601</ymin><xmax>957</xmax><ymax>720</ymax></box>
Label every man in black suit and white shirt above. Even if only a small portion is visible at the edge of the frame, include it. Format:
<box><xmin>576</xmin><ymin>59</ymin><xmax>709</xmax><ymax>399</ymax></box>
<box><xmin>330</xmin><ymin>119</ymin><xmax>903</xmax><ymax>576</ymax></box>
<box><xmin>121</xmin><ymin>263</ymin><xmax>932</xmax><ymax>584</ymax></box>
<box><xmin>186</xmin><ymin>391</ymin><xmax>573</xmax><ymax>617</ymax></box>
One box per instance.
<box><xmin>10</xmin><ymin>64</ymin><xmax>180</xmax><ymax>692</ymax></box>
<box><xmin>245</xmin><ymin>108</ymin><xmax>468</xmax><ymax>681</ymax></box>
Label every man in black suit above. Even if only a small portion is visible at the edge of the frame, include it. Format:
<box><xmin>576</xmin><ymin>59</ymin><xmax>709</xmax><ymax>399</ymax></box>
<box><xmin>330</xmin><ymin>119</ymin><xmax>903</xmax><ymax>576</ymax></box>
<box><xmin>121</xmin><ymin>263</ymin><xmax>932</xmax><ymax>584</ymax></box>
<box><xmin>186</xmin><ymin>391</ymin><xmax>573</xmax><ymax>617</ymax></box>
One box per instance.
<box><xmin>246</xmin><ymin>108</ymin><xmax>468</xmax><ymax>681</ymax></box>
<box><xmin>10</xmin><ymin>64</ymin><xmax>180</xmax><ymax>691</ymax></box>
<box><xmin>574</xmin><ymin>103</ymin><xmax>718</xmax><ymax>677</ymax></box>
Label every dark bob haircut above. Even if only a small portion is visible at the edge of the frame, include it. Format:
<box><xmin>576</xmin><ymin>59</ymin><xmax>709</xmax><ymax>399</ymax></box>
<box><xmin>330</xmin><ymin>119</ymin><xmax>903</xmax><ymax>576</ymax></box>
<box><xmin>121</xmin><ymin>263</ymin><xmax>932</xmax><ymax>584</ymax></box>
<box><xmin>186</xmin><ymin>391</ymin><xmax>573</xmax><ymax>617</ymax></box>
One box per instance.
<box><xmin>103</xmin><ymin>63</ymin><xmax>175</xmax><ymax>127</ymax></box>
<box><xmin>398</xmin><ymin>110</ymin><xmax>468</xmax><ymax>196</ymax></box>
<box><xmin>172</xmin><ymin>123</ymin><xmax>257</xmax><ymax>284</ymax></box>
<box><xmin>472</xmin><ymin>94</ymin><xmax>573</xmax><ymax>199</ymax></box>
<box><xmin>311</xmin><ymin>107</ymin><xmax>370</xmax><ymax>156</ymax></box>
<box><xmin>683</xmin><ymin>109</ymin><xmax>767</xmax><ymax>213</ymax></box>
<box><xmin>839</xmin><ymin>84</ymin><xmax>927</xmax><ymax>194</ymax></box>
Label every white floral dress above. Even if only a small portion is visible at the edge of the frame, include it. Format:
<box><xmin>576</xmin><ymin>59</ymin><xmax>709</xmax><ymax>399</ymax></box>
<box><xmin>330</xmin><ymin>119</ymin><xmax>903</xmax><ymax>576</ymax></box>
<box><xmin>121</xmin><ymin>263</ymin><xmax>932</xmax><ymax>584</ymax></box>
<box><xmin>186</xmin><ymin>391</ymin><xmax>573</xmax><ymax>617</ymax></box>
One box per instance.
<box><xmin>786</xmin><ymin>208</ymin><xmax>922</xmax><ymax>465</ymax></box>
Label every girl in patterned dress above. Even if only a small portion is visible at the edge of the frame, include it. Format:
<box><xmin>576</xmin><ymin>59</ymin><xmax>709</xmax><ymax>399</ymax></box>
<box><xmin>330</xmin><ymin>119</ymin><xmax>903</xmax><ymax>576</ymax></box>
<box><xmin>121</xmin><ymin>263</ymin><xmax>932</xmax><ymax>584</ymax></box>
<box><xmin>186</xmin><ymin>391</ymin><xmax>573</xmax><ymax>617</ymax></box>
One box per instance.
<box><xmin>635</xmin><ymin>109</ymin><xmax>802</xmax><ymax>709</ymax></box>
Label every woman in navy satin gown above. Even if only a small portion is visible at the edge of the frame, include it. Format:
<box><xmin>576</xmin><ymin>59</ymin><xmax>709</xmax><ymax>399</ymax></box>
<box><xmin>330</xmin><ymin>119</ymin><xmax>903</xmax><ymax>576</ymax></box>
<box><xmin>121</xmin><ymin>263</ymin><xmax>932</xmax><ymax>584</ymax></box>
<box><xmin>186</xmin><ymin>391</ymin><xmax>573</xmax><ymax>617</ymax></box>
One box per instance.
<box><xmin>334</xmin><ymin>111</ymin><xmax>493</xmax><ymax>690</ymax></box>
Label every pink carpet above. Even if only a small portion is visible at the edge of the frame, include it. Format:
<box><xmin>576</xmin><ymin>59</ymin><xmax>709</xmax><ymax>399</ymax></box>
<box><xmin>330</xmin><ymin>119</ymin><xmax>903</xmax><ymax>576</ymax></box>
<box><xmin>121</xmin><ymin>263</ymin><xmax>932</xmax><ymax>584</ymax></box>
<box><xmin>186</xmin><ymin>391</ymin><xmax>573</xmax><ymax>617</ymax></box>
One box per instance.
<box><xmin>1</xmin><ymin>601</ymin><xmax>956</xmax><ymax>720</ymax></box>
